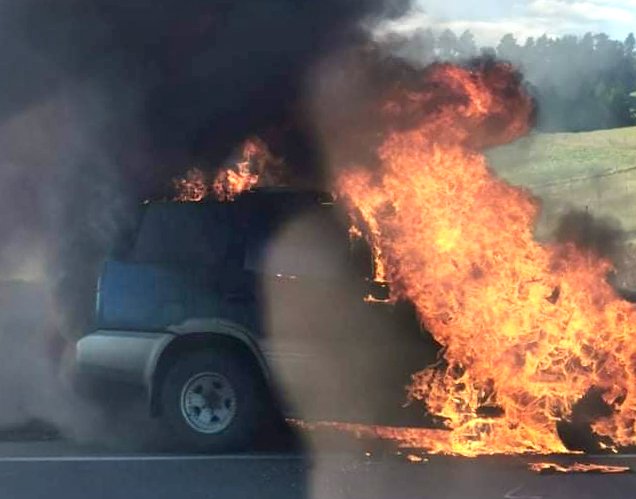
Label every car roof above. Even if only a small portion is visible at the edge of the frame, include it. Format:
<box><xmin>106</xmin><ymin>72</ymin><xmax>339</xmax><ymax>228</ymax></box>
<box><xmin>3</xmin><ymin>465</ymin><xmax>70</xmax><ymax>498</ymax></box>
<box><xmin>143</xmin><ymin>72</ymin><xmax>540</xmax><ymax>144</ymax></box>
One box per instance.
<box><xmin>144</xmin><ymin>187</ymin><xmax>334</xmax><ymax>213</ymax></box>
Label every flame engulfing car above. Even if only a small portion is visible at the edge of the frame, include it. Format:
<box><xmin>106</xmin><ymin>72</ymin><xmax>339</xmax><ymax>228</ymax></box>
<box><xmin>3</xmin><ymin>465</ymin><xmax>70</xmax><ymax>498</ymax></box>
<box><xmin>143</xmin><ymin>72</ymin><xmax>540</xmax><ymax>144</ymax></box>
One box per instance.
<box><xmin>76</xmin><ymin>188</ymin><xmax>436</xmax><ymax>450</ymax></box>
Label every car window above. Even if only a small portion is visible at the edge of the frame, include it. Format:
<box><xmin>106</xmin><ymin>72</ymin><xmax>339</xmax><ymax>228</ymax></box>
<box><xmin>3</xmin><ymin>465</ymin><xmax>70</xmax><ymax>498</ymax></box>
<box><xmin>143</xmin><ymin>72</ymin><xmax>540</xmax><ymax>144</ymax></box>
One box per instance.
<box><xmin>244</xmin><ymin>203</ymin><xmax>350</xmax><ymax>280</ymax></box>
<box><xmin>132</xmin><ymin>203</ymin><xmax>229</xmax><ymax>264</ymax></box>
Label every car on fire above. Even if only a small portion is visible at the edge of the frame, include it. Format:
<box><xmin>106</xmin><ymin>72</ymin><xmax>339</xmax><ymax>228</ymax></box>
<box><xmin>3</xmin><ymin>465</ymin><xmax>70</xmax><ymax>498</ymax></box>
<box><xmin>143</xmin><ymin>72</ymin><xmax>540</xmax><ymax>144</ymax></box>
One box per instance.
<box><xmin>76</xmin><ymin>188</ymin><xmax>437</xmax><ymax>451</ymax></box>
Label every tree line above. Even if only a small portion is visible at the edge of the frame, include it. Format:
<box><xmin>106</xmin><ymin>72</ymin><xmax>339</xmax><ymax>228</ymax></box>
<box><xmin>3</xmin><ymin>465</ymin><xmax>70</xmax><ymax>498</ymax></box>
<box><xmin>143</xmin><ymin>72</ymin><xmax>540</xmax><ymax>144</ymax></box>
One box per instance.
<box><xmin>389</xmin><ymin>30</ymin><xmax>636</xmax><ymax>132</ymax></box>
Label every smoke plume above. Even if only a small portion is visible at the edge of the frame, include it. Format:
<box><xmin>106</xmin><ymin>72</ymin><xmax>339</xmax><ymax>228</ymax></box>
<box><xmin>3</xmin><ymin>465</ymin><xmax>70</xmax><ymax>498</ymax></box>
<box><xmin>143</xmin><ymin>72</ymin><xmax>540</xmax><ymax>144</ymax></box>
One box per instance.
<box><xmin>0</xmin><ymin>0</ymin><xmax>411</xmax><ymax>436</ymax></box>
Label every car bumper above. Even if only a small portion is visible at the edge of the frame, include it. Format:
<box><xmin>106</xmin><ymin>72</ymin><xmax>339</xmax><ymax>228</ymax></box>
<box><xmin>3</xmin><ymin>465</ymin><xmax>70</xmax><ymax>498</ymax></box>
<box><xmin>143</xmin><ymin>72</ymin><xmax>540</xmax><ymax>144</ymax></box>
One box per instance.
<box><xmin>76</xmin><ymin>329</ymin><xmax>175</xmax><ymax>389</ymax></box>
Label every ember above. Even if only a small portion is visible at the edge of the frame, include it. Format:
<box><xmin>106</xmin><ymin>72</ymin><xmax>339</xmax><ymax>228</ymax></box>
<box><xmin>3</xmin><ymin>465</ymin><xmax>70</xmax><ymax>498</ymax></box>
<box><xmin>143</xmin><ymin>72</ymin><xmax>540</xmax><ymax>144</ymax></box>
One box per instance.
<box><xmin>528</xmin><ymin>462</ymin><xmax>631</xmax><ymax>474</ymax></box>
<box><xmin>336</xmin><ymin>61</ymin><xmax>636</xmax><ymax>456</ymax></box>
<box><xmin>172</xmin><ymin>168</ymin><xmax>208</xmax><ymax>202</ymax></box>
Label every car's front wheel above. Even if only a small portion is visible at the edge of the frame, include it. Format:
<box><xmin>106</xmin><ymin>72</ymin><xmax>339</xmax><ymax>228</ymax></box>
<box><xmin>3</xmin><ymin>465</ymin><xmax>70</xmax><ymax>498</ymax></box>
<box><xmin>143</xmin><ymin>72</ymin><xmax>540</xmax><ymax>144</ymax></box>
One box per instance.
<box><xmin>159</xmin><ymin>348</ymin><xmax>265</xmax><ymax>452</ymax></box>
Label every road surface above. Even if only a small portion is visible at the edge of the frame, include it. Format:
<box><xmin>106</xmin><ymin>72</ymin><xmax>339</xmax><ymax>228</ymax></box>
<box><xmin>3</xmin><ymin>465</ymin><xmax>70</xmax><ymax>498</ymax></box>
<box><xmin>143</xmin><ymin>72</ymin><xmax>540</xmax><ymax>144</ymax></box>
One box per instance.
<box><xmin>0</xmin><ymin>439</ymin><xmax>634</xmax><ymax>498</ymax></box>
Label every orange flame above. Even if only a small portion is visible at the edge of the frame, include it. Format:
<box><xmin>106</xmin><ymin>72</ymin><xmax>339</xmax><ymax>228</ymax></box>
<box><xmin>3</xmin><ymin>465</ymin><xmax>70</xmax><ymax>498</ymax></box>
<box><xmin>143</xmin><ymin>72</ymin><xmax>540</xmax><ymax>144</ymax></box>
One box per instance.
<box><xmin>172</xmin><ymin>168</ymin><xmax>208</xmax><ymax>202</ymax></box>
<box><xmin>173</xmin><ymin>137</ymin><xmax>280</xmax><ymax>202</ymax></box>
<box><xmin>336</xmin><ymin>62</ymin><xmax>636</xmax><ymax>456</ymax></box>
<box><xmin>528</xmin><ymin>462</ymin><xmax>630</xmax><ymax>474</ymax></box>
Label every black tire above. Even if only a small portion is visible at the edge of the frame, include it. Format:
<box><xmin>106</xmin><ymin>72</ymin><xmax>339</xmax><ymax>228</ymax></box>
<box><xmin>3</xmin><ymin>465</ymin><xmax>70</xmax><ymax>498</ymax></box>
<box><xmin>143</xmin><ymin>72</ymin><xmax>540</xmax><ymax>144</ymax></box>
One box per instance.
<box><xmin>159</xmin><ymin>348</ymin><xmax>265</xmax><ymax>452</ymax></box>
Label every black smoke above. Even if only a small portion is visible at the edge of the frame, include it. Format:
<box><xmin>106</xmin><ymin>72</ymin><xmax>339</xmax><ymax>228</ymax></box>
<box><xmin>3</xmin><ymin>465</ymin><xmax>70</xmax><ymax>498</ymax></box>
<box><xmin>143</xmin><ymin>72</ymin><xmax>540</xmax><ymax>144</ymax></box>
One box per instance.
<box><xmin>9</xmin><ymin>1</ymin><xmax>410</xmax><ymax>191</ymax></box>
<box><xmin>554</xmin><ymin>210</ymin><xmax>625</xmax><ymax>262</ymax></box>
<box><xmin>0</xmin><ymin>0</ymin><xmax>411</xmax><ymax>337</ymax></box>
<box><xmin>0</xmin><ymin>0</ymin><xmax>411</xmax><ymax>438</ymax></box>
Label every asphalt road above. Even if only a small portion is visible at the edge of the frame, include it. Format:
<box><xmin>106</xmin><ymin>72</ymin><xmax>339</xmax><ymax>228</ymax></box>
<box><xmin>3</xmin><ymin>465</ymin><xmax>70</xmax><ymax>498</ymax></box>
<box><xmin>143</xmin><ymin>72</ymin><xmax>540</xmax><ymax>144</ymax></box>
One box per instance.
<box><xmin>0</xmin><ymin>440</ymin><xmax>635</xmax><ymax>499</ymax></box>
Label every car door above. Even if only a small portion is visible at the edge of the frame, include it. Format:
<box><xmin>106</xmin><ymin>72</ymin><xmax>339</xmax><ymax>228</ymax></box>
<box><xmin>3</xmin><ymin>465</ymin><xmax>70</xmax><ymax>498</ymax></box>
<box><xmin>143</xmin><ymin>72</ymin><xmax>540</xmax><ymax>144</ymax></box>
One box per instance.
<box><xmin>243</xmin><ymin>193</ymin><xmax>433</xmax><ymax>423</ymax></box>
<box><xmin>241</xmin><ymin>194</ymin><xmax>358</xmax><ymax>419</ymax></box>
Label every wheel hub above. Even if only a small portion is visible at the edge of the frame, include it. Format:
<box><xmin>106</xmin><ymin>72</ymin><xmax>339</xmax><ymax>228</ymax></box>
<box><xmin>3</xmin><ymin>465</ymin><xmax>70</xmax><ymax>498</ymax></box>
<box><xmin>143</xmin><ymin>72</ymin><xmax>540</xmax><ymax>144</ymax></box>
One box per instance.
<box><xmin>180</xmin><ymin>372</ymin><xmax>237</xmax><ymax>434</ymax></box>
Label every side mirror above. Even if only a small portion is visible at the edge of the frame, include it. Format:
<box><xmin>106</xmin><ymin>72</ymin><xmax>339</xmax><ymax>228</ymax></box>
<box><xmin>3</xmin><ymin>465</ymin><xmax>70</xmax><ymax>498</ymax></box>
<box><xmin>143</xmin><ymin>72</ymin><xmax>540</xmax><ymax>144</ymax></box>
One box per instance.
<box><xmin>365</xmin><ymin>280</ymin><xmax>391</xmax><ymax>303</ymax></box>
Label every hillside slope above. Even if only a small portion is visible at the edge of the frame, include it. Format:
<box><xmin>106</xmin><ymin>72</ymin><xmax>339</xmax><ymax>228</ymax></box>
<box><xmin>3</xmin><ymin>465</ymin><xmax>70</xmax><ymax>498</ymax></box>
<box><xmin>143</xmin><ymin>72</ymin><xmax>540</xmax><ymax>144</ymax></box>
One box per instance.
<box><xmin>487</xmin><ymin>126</ymin><xmax>636</xmax><ymax>287</ymax></box>
<box><xmin>488</xmin><ymin>126</ymin><xmax>636</xmax><ymax>235</ymax></box>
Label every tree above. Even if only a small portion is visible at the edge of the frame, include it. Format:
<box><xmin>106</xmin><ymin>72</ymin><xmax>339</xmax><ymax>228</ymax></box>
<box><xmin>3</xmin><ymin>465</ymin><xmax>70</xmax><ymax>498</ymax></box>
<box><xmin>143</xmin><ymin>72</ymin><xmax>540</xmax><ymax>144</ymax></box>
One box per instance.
<box><xmin>395</xmin><ymin>28</ymin><xmax>636</xmax><ymax>132</ymax></box>
<box><xmin>457</xmin><ymin>30</ymin><xmax>477</xmax><ymax>59</ymax></box>
<box><xmin>497</xmin><ymin>33</ymin><xmax>520</xmax><ymax>62</ymax></box>
<box><xmin>438</xmin><ymin>29</ymin><xmax>458</xmax><ymax>60</ymax></box>
<box><xmin>411</xmin><ymin>28</ymin><xmax>436</xmax><ymax>65</ymax></box>
<box><xmin>625</xmin><ymin>33</ymin><xmax>635</xmax><ymax>56</ymax></box>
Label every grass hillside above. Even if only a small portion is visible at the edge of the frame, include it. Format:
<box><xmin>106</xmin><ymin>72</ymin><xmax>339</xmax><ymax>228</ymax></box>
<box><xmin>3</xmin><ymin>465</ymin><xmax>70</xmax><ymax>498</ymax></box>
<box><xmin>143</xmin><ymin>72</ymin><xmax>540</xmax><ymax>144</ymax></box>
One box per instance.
<box><xmin>487</xmin><ymin>126</ymin><xmax>636</xmax><ymax>288</ymax></box>
<box><xmin>488</xmin><ymin>126</ymin><xmax>636</xmax><ymax>237</ymax></box>
<box><xmin>489</xmin><ymin>126</ymin><xmax>636</xmax><ymax>188</ymax></box>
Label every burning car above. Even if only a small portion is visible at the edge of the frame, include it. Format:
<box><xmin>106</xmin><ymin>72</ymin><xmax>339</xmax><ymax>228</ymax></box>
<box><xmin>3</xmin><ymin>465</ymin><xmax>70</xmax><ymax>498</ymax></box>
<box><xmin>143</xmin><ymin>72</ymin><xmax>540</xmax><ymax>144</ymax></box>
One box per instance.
<box><xmin>76</xmin><ymin>60</ymin><xmax>636</xmax><ymax>457</ymax></box>
<box><xmin>75</xmin><ymin>187</ymin><xmax>436</xmax><ymax>451</ymax></box>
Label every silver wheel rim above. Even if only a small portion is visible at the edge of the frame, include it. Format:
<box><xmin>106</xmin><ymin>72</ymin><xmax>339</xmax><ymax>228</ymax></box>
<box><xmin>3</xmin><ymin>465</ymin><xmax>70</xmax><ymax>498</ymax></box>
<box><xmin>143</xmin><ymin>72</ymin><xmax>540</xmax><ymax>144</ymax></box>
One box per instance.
<box><xmin>180</xmin><ymin>372</ymin><xmax>237</xmax><ymax>434</ymax></box>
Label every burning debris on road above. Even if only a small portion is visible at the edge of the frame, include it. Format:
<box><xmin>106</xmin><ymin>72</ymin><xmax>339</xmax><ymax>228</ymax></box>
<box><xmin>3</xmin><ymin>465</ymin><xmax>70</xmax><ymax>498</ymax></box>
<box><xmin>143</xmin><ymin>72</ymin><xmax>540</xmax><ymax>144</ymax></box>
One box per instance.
<box><xmin>528</xmin><ymin>462</ymin><xmax>631</xmax><ymax>474</ymax></box>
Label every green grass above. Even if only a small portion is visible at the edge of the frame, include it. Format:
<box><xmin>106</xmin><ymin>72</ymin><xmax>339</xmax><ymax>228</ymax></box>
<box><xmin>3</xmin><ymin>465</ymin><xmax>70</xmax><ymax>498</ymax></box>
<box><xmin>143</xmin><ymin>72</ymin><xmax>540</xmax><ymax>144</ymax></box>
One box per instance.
<box><xmin>486</xmin><ymin>126</ymin><xmax>636</xmax><ymax>241</ymax></box>
<box><xmin>488</xmin><ymin>126</ymin><xmax>636</xmax><ymax>187</ymax></box>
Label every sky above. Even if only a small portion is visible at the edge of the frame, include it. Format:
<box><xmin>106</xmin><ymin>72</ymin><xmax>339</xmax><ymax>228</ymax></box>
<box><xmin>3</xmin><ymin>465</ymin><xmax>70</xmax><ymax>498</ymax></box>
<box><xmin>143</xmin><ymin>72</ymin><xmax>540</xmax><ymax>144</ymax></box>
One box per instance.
<box><xmin>379</xmin><ymin>0</ymin><xmax>636</xmax><ymax>45</ymax></box>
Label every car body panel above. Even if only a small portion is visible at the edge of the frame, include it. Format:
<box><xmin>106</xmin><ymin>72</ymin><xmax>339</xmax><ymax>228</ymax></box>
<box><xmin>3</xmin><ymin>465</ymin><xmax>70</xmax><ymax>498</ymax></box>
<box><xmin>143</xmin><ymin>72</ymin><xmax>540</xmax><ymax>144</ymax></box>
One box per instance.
<box><xmin>76</xmin><ymin>329</ymin><xmax>175</xmax><ymax>388</ymax></box>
